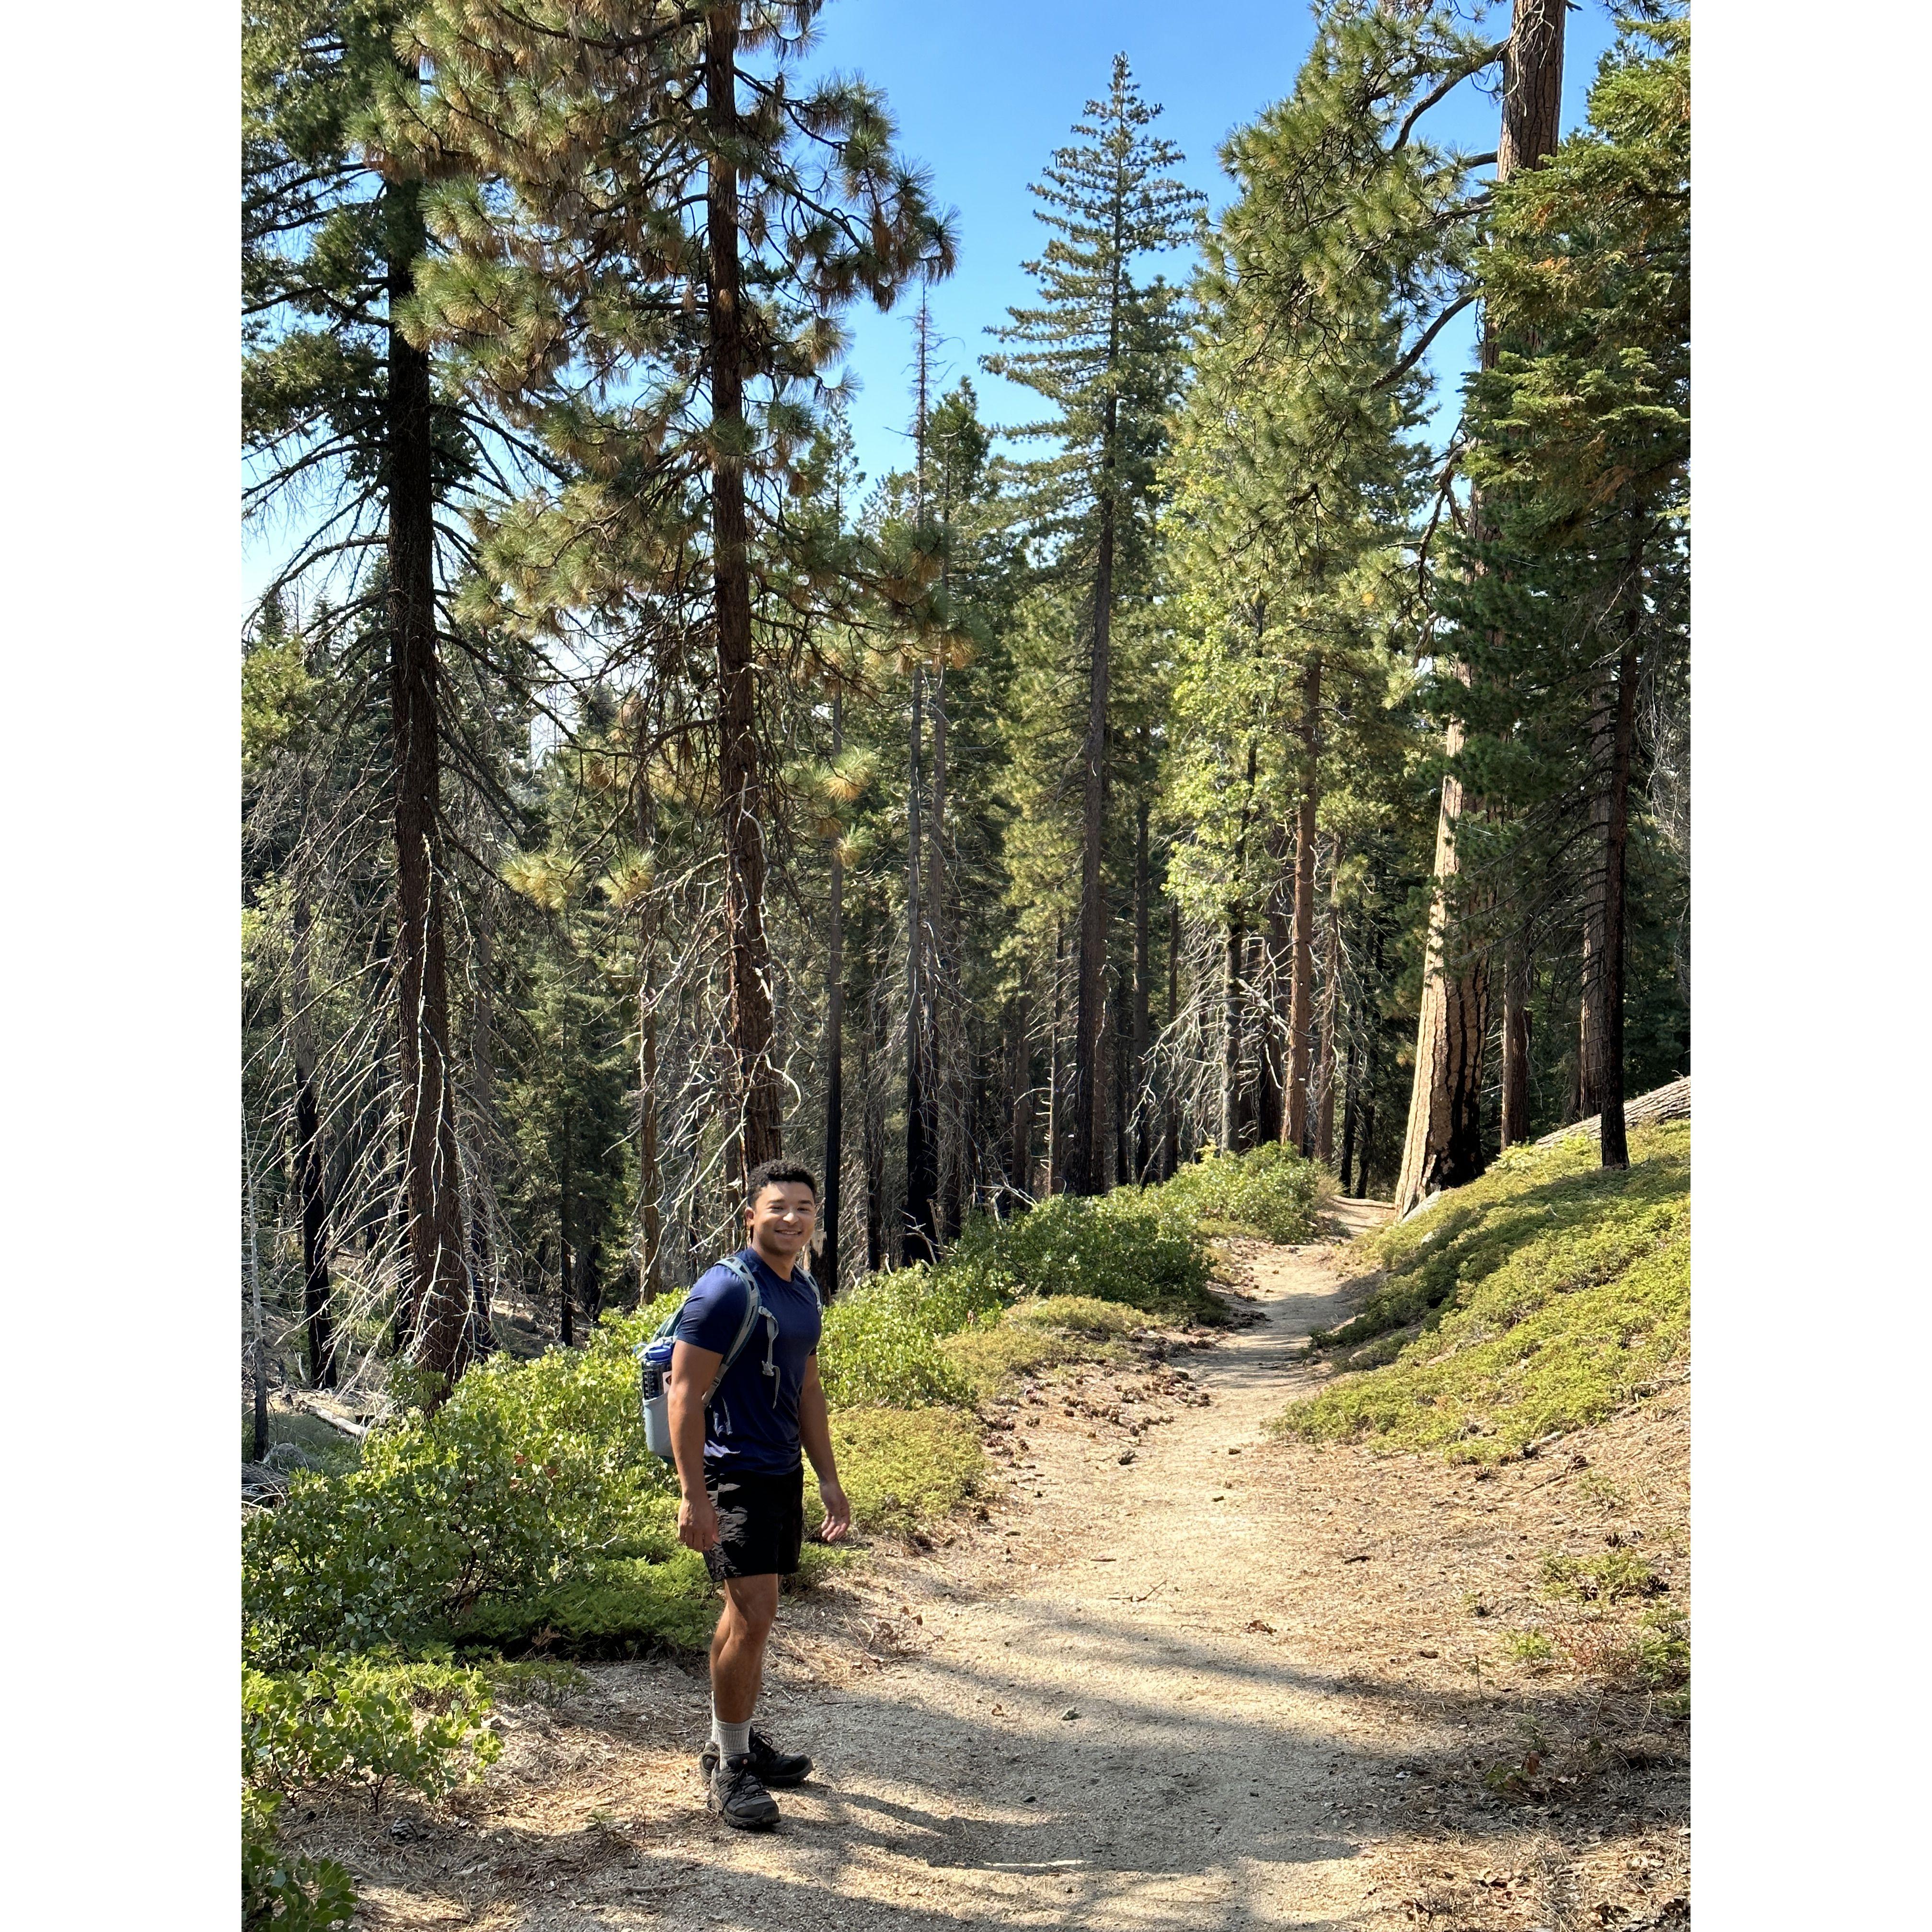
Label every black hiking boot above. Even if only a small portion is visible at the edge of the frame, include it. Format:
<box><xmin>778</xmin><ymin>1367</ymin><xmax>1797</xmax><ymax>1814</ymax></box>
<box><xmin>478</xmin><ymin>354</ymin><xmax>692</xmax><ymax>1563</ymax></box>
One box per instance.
<box><xmin>707</xmin><ymin>1753</ymin><xmax>782</xmax><ymax>1831</ymax></box>
<box><xmin>700</xmin><ymin>1729</ymin><xmax>813</xmax><ymax>1789</ymax></box>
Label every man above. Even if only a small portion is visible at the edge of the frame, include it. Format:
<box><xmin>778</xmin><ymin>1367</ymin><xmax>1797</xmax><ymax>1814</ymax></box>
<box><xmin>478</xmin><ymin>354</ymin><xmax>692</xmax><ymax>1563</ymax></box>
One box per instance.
<box><xmin>669</xmin><ymin>1158</ymin><xmax>851</xmax><ymax>1830</ymax></box>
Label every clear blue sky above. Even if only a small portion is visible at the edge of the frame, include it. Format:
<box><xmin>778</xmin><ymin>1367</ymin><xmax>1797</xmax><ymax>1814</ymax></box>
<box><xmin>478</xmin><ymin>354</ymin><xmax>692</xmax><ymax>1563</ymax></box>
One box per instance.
<box><xmin>812</xmin><ymin>0</ymin><xmax>1626</xmax><ymax>490</ymax></box>
<box><xmin>242</xmin><ymin>1</ymin><xmax>1624</xmax><ymax>608</ymax></box>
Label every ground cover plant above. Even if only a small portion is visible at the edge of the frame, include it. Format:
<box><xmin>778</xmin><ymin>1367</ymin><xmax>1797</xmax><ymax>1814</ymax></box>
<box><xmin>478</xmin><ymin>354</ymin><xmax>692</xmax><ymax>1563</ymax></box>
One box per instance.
<box><xmin>1150</xmin><ymin>1143</ymin><xmax>1327</xmax><ymax>1244</ymax></box>
<box><xmin>1278</xmin><ymin>1122</ymin><xmax>1689</xmax><ymax>1460</ymax></box>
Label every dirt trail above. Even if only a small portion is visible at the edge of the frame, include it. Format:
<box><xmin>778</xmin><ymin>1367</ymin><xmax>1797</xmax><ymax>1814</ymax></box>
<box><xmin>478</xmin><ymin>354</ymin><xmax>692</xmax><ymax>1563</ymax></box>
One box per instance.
<box><xmin>340</xmin><ymin>1203</ymin><xmax>1690</xmax><ymax>1932</ymax></box>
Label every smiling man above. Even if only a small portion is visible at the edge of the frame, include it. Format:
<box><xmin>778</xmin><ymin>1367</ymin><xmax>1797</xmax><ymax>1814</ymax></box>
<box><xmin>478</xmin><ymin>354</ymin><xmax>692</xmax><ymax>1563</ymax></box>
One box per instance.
<box><xmin>668</xmin><ymin>1158</ymin><xmax>850</xmax><ymax>1829</ymax></box>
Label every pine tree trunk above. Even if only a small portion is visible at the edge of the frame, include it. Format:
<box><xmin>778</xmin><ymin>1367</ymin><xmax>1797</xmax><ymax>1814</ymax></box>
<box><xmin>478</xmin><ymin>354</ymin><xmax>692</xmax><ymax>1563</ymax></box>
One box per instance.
<box><xmin>1048</xmin><ymin>921</ymin><xmax>1068</xmax><ymax>1194</ymax></box>
<box><xmin>468</xmin><ymin>877</ymin><xmax>497</xmax><ymax>1352</ymax></box>
<box><xmin>386</xmin><ymin>189</ymin><xmax>472</xmax><ymax>1391</ymax></box>
<box><xmin>1220</xmin><ymin>913</ymin><xmax>1242</xmax><ymax>1154</ymax></box>
<box><xmin>1132</xmin><ymin>803</ymin><xmax>1151</xmax><ymax>1180</ymax></box>
<box><xmin>1071</xmin><ymin>417</ymin><xmax>1116</xmax><ymax>1197</ymax></box>
<box><xmin>904</xmin><ymin>666</ymin><xmax>938</xmax><ymax>1261</ymax></box>
<box><xmin>821</xmin><ymin>696</ymin><xmax>846</xmax><ymax>1298</ymax></box>
<box><xmin>1315</xmin><ymin>838</ymin><xmax>1343</xmax><ymax>1165</ymax></box>
<box><xmin>1338</xmin><ymin>1035</ymin><xmax>1360</xmax><ymax>1195</ymax></box>
<box><xmin>1007</xmin><ymin>991</ymin><xmax>1036</xmax><ymax>1200</ymax></box>
<box><xmin>706</xmin><ymin>9</ymin><xmax>780</xmax><ymax>1189</ymax></box>
<box><xmin>1162</xmin><ymin>897</ymin><xmax>1180</xmax><ymax>1179</ymax></box>
<box><xmin>289</xmin><ymin>867</ymin><xmax>335</xmax><ymax>1389</ymax></box>
<box><xmin>1392</xmin><ymin>0</ymin><xmax>1564</xmax><ymax>1217</ymax></box>
<box><xmin>1580</xmin><ymin>524</ymin><xmax>1644</xmax><ymax>1171</ymax></box>
<box><xmin>1287</xmin><ymin>657</ymin><xmax>1322</xmax><ymax>1153</ymax></box>
<box><xmin>247</xmin><ymin>1122</ymin><xmax>269</xmax><ymax>1465</ymax></box>
<box><xmin>558</xmin><ymin>1180</ymin><xmax>574</xmax><ymax>1348</ymax></box>
<box><xmin>1500</xmin><ymin>939</ymin><xmax>1532</xmax><ymax>1147</ymax></box>
<box><xmin>1259</xmin><ymin>858</ymin><xmax>1288</xmax><ymax>1148</ymax></box>
<box><xmin>630</xmin><ymin>743</ymin><xmax>662</xmax><ymax>1300</ymax></box>
<box><xmin>932</xmin><ymin>671</ymin><xmax>961</xmax><ymax>1239</ymax></box>
<box><xmin>862</xmin><ymin>993</ymin><xmax>885</xmax><ymax>1275</ymax></box>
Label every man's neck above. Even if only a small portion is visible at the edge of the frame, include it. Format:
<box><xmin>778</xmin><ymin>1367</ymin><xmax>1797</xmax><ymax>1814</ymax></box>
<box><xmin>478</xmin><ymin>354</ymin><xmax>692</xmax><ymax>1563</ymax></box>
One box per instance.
<box><xmin>747</xmin><ymin>1238</ymin><xmax>795</xmax><ymax>1280</ymax></box>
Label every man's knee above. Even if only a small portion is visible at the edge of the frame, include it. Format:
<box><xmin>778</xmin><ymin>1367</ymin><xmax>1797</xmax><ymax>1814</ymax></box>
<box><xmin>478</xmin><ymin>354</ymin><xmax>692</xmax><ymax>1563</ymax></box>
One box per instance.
<box><xmin>723</xmin><ymin>1576</ymin><xmax>779</xmax><ymax>1637</ymax></box>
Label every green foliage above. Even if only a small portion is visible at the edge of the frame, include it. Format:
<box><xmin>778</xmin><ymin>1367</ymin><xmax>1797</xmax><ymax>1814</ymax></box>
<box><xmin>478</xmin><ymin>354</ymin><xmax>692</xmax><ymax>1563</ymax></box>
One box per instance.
<box><xmin>823</xmin><ymin>1408</ymin><xmax>987</xmax><ymax>1532</ymax></box>
<box><xmin>449</xmin><ymin>1552</ymin><xmax>719</xmax><ymax>1660</ymax></box>
<box><xmin>240</xmin><ymin>1407</ymin><xmax>363</xmax><ymax>1477</ymax></box>
<box><xmin>1540</xmin><ymin>1548</ymin><xmax>1664</xmax><ymax>1606</ymax></box>
<box><xmin>1151</xmin><ymin>1143</ymin><xmax>1326</xmax><ymax>1243</ymax></box>
<box><xmin>242</xmin><ymin>1653</ymin><xmax>501</xmax><ymax>1811</ymax></box>
<box><xmin>1503</xmin><ymin>1629</ymin><xmax>1554</xmax><ymax>1667</ymax></box>
<box><xmin>1279</xmin><ymin>1123</ymin><xmax>1688</xmax><ymax>1460</ymax></box>
<box><xmin>945</xmin><ymin>1192</ymin><xmax>1217</xmax><ymax>1321</ymax></box>
<box><xmin>817</xmin><ymin>1264</ymin><xmax>995</xmax><ymax>1408</ymax></box>
<box><xmin>243</xmin><ymin>1790</ymin><xmax>356</xmax><ymax>1932</ymax></box>
<box><xmin>243</xmin><ymin>1306</ymin><xmax>675</xmax><ymax>1667</ymax></box>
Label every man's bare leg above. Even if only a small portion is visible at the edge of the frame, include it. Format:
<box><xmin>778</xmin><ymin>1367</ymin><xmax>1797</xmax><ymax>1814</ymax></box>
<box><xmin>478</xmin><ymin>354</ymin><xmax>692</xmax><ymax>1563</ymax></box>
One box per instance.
<box><xmin>710</xmin><ymin>1574</ymin><xmax>779</xmax><ymax>1725</ymax></box>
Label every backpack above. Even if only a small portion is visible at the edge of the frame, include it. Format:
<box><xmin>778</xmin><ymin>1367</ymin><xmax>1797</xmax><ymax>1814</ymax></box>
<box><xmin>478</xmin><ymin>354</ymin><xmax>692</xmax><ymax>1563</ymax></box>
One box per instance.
<box><xmin>634</xmin><ymin>1254</ymin><xmax>819</xmax><ymax>1462</ymax></box>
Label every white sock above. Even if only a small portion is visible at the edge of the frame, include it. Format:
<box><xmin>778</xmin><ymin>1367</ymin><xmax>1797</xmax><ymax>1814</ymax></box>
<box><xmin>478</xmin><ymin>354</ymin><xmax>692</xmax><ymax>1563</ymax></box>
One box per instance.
<box><xmin>712</xmin><ymin>1711</ymin><xmax>752</xmax><ymax>1762</ymax></box>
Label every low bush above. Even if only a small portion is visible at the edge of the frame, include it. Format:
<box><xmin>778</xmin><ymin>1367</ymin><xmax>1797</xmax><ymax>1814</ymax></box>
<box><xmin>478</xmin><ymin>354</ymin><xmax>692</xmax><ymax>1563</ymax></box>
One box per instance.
<box><xmin>945</xmin><ymin>1191</ymin><xmax>1218</xmax><ymax>1321</ymax></box>
<box><xmin>243</xmin><ymin>1789</ymin><xmax>356</xmax><ymax>1932</ymax></box>
<box><xmin>1279</xmin><ymin>1122</ymin><xmax>1688</xmax><ymax>1460</ymax></box>
<box><xmin>448</xmin><ymin>1551</ymin><xmax>719</xmax><ymax>1659</ymax></box>
<box><xmin>242</xmin><ymin>1652</ymin><xmax>501</xmax><ymax>1812</ymax></box>
<box><xmin>822</xmin><ymin>1406</ymin><xmax>987</xmax><ymax>1531</ymax></box>
<box><xmin>243</xmin><ymin>1302</ymin><xmax>678</xmax><ymax>1668</ymax></box>
<box><xmin>1539</xmin><ymin>1547</ymin><xmax>1665</xmax><ymax>1604</ymax></box>
<box><xmin>816</xmin><ymin>1265</ymin><xmax>992</xmax><ymax>1409</ymax></box>
<box><xmin>1152</xmin><ymin>1141</ymin><xmax>1327</xmax><ymax>1243</ymax></box>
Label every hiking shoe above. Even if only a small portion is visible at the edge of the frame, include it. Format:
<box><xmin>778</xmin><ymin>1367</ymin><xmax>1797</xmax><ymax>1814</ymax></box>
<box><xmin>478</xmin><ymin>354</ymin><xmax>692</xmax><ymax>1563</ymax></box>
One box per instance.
<box><xmin>708</xmin><ymin>1753</ymin><xmax>781</xmax><ymax>1830</ymax></box>
<box><xmin>700</xmin><ymin>1729</ymin><xmax>814</xmax><ymax>1789</ymax></box>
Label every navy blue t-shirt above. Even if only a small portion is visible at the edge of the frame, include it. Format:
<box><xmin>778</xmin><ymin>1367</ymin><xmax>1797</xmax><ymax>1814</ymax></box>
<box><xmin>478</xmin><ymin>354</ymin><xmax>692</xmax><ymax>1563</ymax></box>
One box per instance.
<box><xmin>673</xmin><ymin>1248</ymin><xmax>823</xmax><ymax>1475</ymax></box>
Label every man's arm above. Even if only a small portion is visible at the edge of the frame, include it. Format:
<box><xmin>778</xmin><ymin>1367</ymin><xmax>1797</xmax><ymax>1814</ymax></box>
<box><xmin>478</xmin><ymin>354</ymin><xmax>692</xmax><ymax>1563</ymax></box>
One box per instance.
<box><xmin>668</xmin><ymin>1338</ymin><xmax>724</xmax><ymax>1552</ymax></box>
<box><xmin>796</xmin><ymin>1353</ymin><xmax>851</xmax><ymax>1542</ymax></box>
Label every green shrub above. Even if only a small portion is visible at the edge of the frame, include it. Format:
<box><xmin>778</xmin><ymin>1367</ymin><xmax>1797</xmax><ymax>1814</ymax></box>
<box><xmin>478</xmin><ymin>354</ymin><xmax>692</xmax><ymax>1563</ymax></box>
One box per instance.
<box><xmin>1279</xmin><ymin>1122</ymin><xmax>1688</xmax><ymax>1460</ymax></box>
<box><xmin>945</xmin><ymin>1191</ymin><xmax>1217</xmax><ymax>1320</ymax></box>
<box><xmin>823</xmin><ymin>1407</ymin><xmax>986</xmax><ymax>1530</ymax></box>
<box><xmin>242</xmin><ymin>1652</ymin><xmax>501</xmax><ymax>1812</ymax></box>
<box><xmin>243</xmin><ymin>1790</ymin><xmax>356</xmax><ymax>1931</ymax></box>
<box><xmin>449</xmin><ymin>1551</ymin><xmax>719</xmax><ymax>1659</ymax></box>
<box><xmin>243</xmin><ymin>1302</ymin><xmax>678</xmax><ymax>1668</ymax></box>
<box><xmin>939</xmin><ymin>1295</ymin><xmax>1134</xmax><ymax>1400</ymax></box>
<box><xmin>1150</xmin><ymin>1140</ymin><xmax>1326</xmax><ymax>1243</ymax></box>
<box><xmin>817</xmin><ymin>1264</ymin><xmax>990</xmax><ymax>1408</ymax></box>
<box><xmin>240</xmin><ymin>1408</ymin><xmax>363</xmax><ymax>1477</ymax></box>
<box><xmin>1006</xmin><ymin>1294</ymin><xmax>1141</xmax><ymax>1336</ymax></box>
<box><xmin>1504</xmin><ymin>1629</ymin><xmax>1554</xmax><ymax>1666</ymax></box>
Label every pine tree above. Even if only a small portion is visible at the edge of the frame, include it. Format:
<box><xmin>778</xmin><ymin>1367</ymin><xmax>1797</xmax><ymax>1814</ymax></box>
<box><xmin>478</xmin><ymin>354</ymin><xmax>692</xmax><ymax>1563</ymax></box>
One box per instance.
<box><xmin>985</xmin><ymin>53</ymin><xmax>1203</xmax><ymax>1196</ymax></box>
<box><xmin>390</xmin><ymin>0</ymin><xmax>954</xmax><ymax>1195</ymax></box>
<box><xmin>245</xmin><ymin>0</ymin><xmax>489</xmax><ymax>1391</ymax></box>
<box><xmin>1446</xmin><ymin>14</ymin><xmax>1690</xmax><ymax>1169</ymax></box>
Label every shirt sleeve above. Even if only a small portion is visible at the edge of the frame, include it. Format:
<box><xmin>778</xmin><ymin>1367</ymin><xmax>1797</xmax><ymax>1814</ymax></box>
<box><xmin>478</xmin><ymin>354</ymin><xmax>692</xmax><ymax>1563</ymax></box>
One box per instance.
<box><xmin>674</xmin><ymin>1262</ymin><xmax>755</xmax><ymax>1355</ymax></box>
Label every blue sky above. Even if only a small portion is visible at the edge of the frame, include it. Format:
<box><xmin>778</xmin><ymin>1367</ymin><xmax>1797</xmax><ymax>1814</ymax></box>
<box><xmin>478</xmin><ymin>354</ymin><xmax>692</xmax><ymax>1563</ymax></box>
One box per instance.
<box><xmin>242</xmin><ymin>1</ymin><xmax>1626</xmax><ymax>609</ymax></box>
<box><xmin>812</xmin><ymin>0</ymin><xmax>1626</xmax><ymax>490</ymax></box>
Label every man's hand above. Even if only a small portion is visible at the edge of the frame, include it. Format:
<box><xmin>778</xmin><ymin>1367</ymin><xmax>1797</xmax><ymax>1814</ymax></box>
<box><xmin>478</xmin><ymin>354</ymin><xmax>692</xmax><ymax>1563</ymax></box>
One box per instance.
<box><xmin>816</xmin><ymin>1477</ymin><xmax>851</xmax><ymax>1543</ymax></box>
<box><xmin>678</xmin><ymin>1490</ymin><xmax>721</xmax><ymax>1552</ymax></box>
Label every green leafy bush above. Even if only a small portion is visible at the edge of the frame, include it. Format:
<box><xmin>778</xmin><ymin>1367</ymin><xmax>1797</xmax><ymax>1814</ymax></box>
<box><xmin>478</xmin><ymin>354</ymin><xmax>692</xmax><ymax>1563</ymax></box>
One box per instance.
<box><xmin>243</xmin><ymin>1790</ymin><xmax>356</xmax><ymax>1931</ymax></box>
<box><xmin>448</xmin><ymin>1551</ymin><xmax>719</xmax><ymax>1659</ymax></box>
<box><xmin>945</xmin><ymin>1191</ymin><xmax>1216</xmax><ymax>1320</ymax></box>
<box><xmin>243</xmin><ymin>1303</ymin><xmax>678</xmax><ymax>1667</ymax></box>
<box><xmin>817</xmin><ymin>1264</ymin><xmax>992</xmax><ymax>1408</ymax></box>
<box><xmin>1151</xmin><ymin>1141</ymin><xmax>1326</xmax><ymax>1243</ymax></box>
<box><xmin>1279</xmin><ymin>1122</ymin><xmax>1688</xmax><ymax>1460</ymax></box>
<box><xmin>242</xmin><ymin>1652</ymin><xmax>501</xmax><ymax>1811</ymax></box>
<box><xmin>940</xmin><ymin>1295</ymin><xmax>1136</xmax><ymax>1399</ymax></box>
<box><xmin>1540</xmin><ymin>1547</ymin><xmax>1665</xmax><ymax>1604</ymax></box>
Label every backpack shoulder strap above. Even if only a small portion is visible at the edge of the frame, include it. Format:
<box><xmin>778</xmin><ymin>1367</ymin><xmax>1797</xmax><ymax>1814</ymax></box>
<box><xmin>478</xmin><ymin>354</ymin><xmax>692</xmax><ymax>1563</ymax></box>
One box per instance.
<box><xmin>705</xmin><ymin>1255</ymin><xmax>766</xmax><ymax>1398</ymax></box>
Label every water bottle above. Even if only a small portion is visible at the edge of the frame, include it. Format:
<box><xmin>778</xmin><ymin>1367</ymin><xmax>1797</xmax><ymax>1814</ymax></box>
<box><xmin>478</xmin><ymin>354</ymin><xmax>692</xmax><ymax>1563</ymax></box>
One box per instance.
<box><xmin>638</xmin><ymin>1336</ymin><xmax>677</xmax><ymax>1458</ymax></box>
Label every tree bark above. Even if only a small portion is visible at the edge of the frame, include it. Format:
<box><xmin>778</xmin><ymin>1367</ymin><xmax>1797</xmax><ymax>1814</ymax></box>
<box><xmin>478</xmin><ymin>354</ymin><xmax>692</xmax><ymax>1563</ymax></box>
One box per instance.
<box><xmin>932</xmin><ymin>669</ymin><xmax>961</xmax><ymax>1240</ymax></box>
<box><xmin>904</xmin><ymin>665</ymin><xmax>939</xmax><ymax>1262</ymax></box>
<box><xmin>1392</xmin><ymin>1</ymin><xmax>1564</xmax><ymax>1215</ymax></box>
<box><xmin>821</xmin><ymin>694</ymin><xmax>846</xmax><ymax>1298</ymax></box>
<box><xmin>1259</xmin><ymin>857</ymin><xmax>1288</xmax><ymax>1148</ymax></box>
<box><xmin>862</xmin><ymin>989</ymin><xmax>885</xmax><ymax>1274</ymax></box>
<box><xmin>1071</xmin><ymin>398</ymin><xmax>1117</xmax><ymax>1197</ymax></box>
<box><xmin>1338</xmin><ymin>1035</ymin><xmax>1360</xmax><ymax>1195</ymax></box>
<box><xmin>1579</xmin><ymin>523</ymin><xmax>1644</xmax><ymax>1170</ymax></box>
<box><xmin>1500</xmin><ymin>938</ymin><xmax>1532</xmax><ymax>1147</ymax></box>
<box><xmin>386</xmin><ymin>186</ymin><xmax>472</xmax><ymax>1390</ymax></box>
<box><xmin>1162</xmin><ymin>897</ymin><xmax>1180</xmax><ymax>1179</ymax></box>
<box><xmin>1315</xmin><ymin>837</ymin><xmax>1343</xmax><ymax>1164</ymax></box>
<box><xmin>706</xmin><ymin>9</ymin><xmax>781</xmax><ymax>1191</ymax></box>
<box><xmin>1047</xmin><ymin>920</ymin><xmax>1067</xmax><ymax>1194</ymax></box>
<box><xmin>289</xmin><ymin>861</ymin><xmax>334</xmax><ymax>1388</ymax></box>
<box><xmin>1131</xmin><ymin>801</ymin><xmax>1151</xmax><ymax>1180</ymax></box>
<box><xmin>1287</xmin><ymin>656</ymin><xmax>1322</xmax><ymax>1153</ymax></box>
<box><xmin>1219</xmin><ymin>915</ymin><xmax>1242</xmax><ymax>1154</ymax></box>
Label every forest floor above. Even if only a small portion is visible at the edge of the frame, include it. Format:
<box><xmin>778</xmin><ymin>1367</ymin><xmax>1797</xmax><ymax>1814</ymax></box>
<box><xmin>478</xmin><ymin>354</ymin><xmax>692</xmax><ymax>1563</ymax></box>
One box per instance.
<box><xmin>299</xmin><ymin>1204</ymin><xmax>1690</xmax><ymax>1932</ymax></box>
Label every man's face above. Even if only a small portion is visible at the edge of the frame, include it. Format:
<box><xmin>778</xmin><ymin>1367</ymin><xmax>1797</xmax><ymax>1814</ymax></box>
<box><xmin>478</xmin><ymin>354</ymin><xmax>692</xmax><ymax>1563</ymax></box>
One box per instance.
<box><xmin>746</xmin><ymin>1182</ymin><xmax>817</xmax><ymax>1256</ymax></box>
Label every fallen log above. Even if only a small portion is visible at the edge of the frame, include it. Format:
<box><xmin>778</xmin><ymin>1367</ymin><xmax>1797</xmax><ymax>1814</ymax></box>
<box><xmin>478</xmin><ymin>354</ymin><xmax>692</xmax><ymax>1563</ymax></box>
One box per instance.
<box><xmin>1534</xmin><ymin>1076</ymin><xmax>1690</xmax><ymax>1147</ymax></box>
